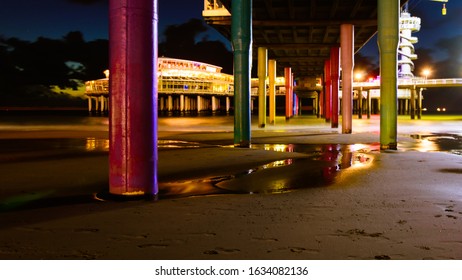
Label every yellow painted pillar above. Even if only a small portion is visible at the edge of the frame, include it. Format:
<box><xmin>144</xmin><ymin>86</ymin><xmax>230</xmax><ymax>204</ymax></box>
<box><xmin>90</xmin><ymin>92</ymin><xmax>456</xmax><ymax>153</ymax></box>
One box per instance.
<box><xmin>258</xmin><ymin>47</ymin><xmax>268</xmax><ymax>128</ymax></box>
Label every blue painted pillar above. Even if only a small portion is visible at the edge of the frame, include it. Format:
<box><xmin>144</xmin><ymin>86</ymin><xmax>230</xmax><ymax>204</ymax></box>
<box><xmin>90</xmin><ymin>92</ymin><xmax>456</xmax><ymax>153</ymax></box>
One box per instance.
<box><xmin>378</xmin><ymin>0</ymin><xmax>399</xmax><ymax>150</ymax></box>
<box><xmin>231</xmin><ymin>0</ymin><xmax>252</xmax><ymax>147</ymax></box>
<box><xmin>109</xmin><ymin>0</ymin><xmax>158</xmax><ymax>197</ymax></box>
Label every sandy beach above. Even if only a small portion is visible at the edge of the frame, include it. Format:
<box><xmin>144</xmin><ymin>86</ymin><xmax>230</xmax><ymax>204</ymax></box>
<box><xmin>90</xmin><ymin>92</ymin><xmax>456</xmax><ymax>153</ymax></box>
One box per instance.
<box><xmin>0</xmin><ymin>114</ymin><xmax>461</xmax><ymax>259</ymax></box>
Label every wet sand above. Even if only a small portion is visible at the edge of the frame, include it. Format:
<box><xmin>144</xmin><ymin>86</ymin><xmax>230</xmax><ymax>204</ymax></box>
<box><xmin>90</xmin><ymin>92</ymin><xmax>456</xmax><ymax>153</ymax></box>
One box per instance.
<box><xmin>0</xmin><ymin>114</ymin><xmax>461</xmax><ymax>259</ymax></box>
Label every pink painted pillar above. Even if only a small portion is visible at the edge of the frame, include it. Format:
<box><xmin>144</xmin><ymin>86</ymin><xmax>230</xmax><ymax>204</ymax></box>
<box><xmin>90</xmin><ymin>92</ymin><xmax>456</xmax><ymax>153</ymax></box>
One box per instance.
<box><xmin>291</xmin><ymin>73</ymin><xmax>294</xmax><ymax>117</ymax></box>
<box><xmin>330</xmin><ymin>47</ymin><xmax>340</xmax><ymax>128</ymax></box>
<box><xmin>284</xmin><ymin>67</ymin><xmax>292</xmax><ymax>120</ymax></box>
<box><xmin>109</xmin><ymin>0</ymin><xmax>158</xmax><ymax>197</ymax></box>
<box><xmin>324</xmin><ymin>60</ymin><xmax>332</xmax><ymax>122</ymax></box>
<box><xmin>341</xmin><ymin>24</ymin><xmax>354</xmax><ymax>134</ymax></box>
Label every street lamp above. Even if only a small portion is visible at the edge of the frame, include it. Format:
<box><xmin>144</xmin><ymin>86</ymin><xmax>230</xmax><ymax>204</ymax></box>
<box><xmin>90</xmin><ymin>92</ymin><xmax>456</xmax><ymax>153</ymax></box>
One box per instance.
<box><xmin>422</xmin><ymin>69</ymin><xmax>431</xmax><ymax>80</ymax></box>
<box><xmin>354</xmin><ymin>72</ymin><xmax>364</xmax><ymax>82</ymax></box>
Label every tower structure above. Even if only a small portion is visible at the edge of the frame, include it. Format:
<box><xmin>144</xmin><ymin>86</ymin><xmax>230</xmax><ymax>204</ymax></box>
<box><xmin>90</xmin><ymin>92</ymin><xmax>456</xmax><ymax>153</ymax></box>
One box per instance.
<box><xmin>398</xmin><ymin>10</ymin><xmax>421</xmax><ymax>78</ymax></box>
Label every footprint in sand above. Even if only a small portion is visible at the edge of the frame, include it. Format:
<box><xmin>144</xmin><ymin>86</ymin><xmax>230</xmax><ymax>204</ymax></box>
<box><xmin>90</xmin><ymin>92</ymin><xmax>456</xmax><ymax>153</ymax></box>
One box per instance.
<box><xmin>203</xmin><ymin>247</ymin><xmax>240</xmax><ymax>255</ymax></box>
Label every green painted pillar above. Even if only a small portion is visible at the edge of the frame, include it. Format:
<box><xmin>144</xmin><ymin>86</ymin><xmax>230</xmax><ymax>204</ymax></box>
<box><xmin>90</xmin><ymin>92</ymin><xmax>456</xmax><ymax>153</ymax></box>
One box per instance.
<box><xmin>378</xmin><ymin>0</ymin><xmax>399</xmax><ymax>150</ymax></box>
<box><xmin>258</xmin><ymin>47</ymin><xmax>268</xmax><ymax>128</ymax></box>
<box><xmin>231</xmin><ymin>0</ymin><xmax>252</xmax><ymax>147</ymax></box>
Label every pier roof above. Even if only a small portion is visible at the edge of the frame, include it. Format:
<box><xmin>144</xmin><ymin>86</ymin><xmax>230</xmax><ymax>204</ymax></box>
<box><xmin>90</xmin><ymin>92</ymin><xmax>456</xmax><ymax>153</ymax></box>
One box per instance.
<box><xmin>204</xmin><ymin>0</ymin><xmax>410</xmax><ymax>78</ymax></box>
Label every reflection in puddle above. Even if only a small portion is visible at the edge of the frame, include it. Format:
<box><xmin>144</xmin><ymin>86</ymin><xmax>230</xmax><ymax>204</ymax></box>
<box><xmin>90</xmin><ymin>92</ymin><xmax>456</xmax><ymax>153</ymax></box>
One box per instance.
<box><xmin>159</xmin><ymin>143</ymin><xmax>376</xmax><ymax>198</ymax></box>
<box><xmin>408</xmin><ymin>133</ymin><xmax>462</xmax><ymax>155</ymax></box>
<box><xmin>85</xmin><ymin>138</ymin><xmax>109</xmax><ymax>151</ymax></box>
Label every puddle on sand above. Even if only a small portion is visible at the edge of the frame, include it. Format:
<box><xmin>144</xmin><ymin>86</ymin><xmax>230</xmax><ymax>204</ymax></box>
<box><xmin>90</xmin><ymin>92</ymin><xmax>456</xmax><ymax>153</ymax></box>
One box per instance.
<box><xmin>159</xmin><ymin>143</ymin><xmax>377</xmax><ymax>198</ymax></box>
<box><xmin>406</xmin><ymin>133</ymin><xmax>462</xmax><ymax>155</ymax></box>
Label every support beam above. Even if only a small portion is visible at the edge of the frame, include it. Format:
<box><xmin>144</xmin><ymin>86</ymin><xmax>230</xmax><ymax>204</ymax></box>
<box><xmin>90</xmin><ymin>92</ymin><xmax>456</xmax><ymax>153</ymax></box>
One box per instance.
<box><xmin>226</xmin><ymin>96</ymin><xmax>230</xmax><ymax>112</ymax></box>
<box><xmin>367</xmin><ymin>90</ymin><xmax>371</xmax><ymax>119</ymax></box>
<box><xmin>87</xmin><ymin>96</ymin><xmax>92</xmax><ymax>112</ymax></box>
<box><xmin>378</xmin><ymin>0</ymin><xmax>399</xmax><ymax>150</ymax></box>
<box><xmin>418</xmin><ymin>88</ymin><xmax>423</xmax><ymax>119</ymax></box>
<box><xmin>231</xmin><ymin>0</ymin><xmax>252</xmax><ymax>147</ymax></box>
<box><xmin>180</xmin><ymin>94</ymin><xmax>185</xmax><ymax>111</ymax></box>
<box><xmin>340</xmin><ymin>24</ymin><xmax>354</xmax><ymax>134</ymax></box>
<box><xmin>109</xmin><ymin>0</ymin><xmax>158</xmax><ymax>197</ymax></box>
<box><xmin>284</xmin><ymin>67</ymin><xmax>292</xmax><ymax>120</ymax></box>
<box><xmin>167</xmin><ymin>95</ymin><xmax>173</xmax><ymax>111</ymax></box>
<box><xmin>324</xmin><ymin>59</ymin><xmax>331</xmax><ymax>122</ymax></box>
<box><xmin>268</xmin><ymin>59</ymin><xmax>276</xmax><ymax>124</ymax></box>
<box><xmin>330</xmin><ymin>47</ymin><xmax>340</xmax><ymax>128</ymax></box>
<box><xmin>197</xmin><ymin>95</ymin><xmax>201</xmax><ymax>112</ymax></box>
<box><xmin>258</xmin><ymin>47</ymin><xmax>268</xmax><ymax>128</ymax></box>
<box><xmin>410</xmin><ymin>86</ymin><xmax>416</xmax><ymax>119</ymax></box>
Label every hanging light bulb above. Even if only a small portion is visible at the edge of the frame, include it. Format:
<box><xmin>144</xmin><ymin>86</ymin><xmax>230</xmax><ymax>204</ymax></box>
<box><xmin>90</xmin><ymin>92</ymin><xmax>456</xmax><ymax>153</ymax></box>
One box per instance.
<box><xmin>430</xmin><ymin>0</ymin><xmax>448</xmax><ymax>16</ymax></box>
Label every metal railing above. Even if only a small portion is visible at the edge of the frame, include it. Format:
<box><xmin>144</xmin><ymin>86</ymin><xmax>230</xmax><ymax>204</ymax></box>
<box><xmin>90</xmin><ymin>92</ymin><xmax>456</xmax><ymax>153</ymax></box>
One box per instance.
<box><xmin>353</xmin><ymin>78</ymin><xmax>462</xmax><ymax>89</ymax></box>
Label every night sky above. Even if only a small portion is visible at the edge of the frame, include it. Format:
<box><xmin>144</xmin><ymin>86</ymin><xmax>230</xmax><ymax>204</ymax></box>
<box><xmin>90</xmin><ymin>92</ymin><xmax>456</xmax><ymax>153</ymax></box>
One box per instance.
<box><xmin>0</xmin><ymin>0</ymin><xmax>225</xmax><ymax>44</ymax></box>
<box><xmin>1</xmin><ymin>0</ymin><xmax>462</xmax><ymax>111</ymax></box>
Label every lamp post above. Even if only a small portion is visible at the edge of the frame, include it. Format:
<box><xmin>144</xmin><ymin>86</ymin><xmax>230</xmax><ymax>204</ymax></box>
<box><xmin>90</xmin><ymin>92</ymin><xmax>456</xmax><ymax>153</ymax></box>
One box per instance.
<box><xmin>423</xmin><ymin>69</ymin><xmax>431</xmax><ymax>80</ymax></box>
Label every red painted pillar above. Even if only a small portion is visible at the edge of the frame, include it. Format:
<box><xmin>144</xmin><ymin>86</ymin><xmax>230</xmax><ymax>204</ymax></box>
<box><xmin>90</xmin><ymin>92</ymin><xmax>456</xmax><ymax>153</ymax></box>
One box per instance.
<box><xmin>284</xmin><ymin>67</ymin><xmax>292</xmax><ymax>120</ymax></box>
<box><xmin>341</xmin><ymin>24</ymin><xmax>354</xmax><ymax>134</ymax></box>
<box><xmin>324</xmin><ymin>60</ymin><xmax>331</xmax><ymax>122</ymax></box>
<box><xmin>330</xmin><ymin>47</ymin><xmax>340</xmax><ymax>128</ymax></box>
<box><xmin>109</xmin><ymin>0</ymin><xmax>158</xmax><ymax>197</ymax></box>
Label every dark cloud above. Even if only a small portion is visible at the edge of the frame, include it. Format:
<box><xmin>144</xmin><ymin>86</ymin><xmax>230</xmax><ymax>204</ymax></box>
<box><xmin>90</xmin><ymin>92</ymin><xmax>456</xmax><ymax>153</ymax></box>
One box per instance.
<box><xmin>67</xmin><ymin>0</ymin><xmax>107</xmax><ymax>5</ymax></box>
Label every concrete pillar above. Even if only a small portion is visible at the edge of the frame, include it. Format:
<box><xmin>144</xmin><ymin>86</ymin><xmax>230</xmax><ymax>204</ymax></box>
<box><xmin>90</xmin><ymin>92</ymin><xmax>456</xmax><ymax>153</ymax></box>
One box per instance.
<box><xmin>226</xmin><ymin>96</ymin><xmax>230</xmax><ymax>112</ymax></box>
<box><xmin>314</xmin><ymin>94</ymin><xmax>319</xmax><ymax>116</ymax></box>
<box><xmin>418</xmin><ymin>88</ymin><xmax>423</xmax><ymax>119</ymax></box>
<box><xmin>159</xmin><ymin>96</ymin><xmax>164</xmax><ymax>111</ymax></box>
<box><xmin>378</xmin><ymin>0</ymin><xmax>399</xmax><ymax>150</ymax></box>
<box><xmin>330</xmin><ymin>47</ymin><xmax>340</xmax><ymax>129</ymax></box>
<box><xmin>324</xmin><ymin>60</ymin><xmax>331</xmax><ymax>122</ymax></box>
<box><xmin>197</xmin><ymin>95</ymin><xmax>201</xmax><ymax>112</ymax></box>
<box><xmin>231</xmin><ymin>0</ymin><xmax>252</xmax><ymax>147</ymax></box>
<box><xmin>94</xmin><ymin>97</ymin><xmax>99</xmax><ymax>111</ymax></box>
<box><xmin>404</xmin><ymin>99</ymin><xmax>409</xmax><ymax>115</ymax></box>
<box><xmin>258</xmin><ymin>47</ymin><xmax>268</xmax><ymax>128</ymax></box>
<box><xmin>100</xmin><ymin>96</ymin><xmax>105</xmax><ymax>112</ymax></box>
<box><xmin>211</xmin><ymin>96</ymin><xmax>217</xmax><ymax>111</ymax></box>
<box><xmin>109</xmin><ymin>0</ymin><xmax>158</xmax><ymax>196</ymax></box>
<box><xmin>87</xmin><ymin>96</ymin><xmax>92</xmax><ymax>112</ymax></box>
<box><xmin>367</xmin><ymin>90</ymin><xmax>371</xmax><ymax>119</ymax></box>
<box><xmin>268</xmin><ymin>59</ymin><xmax>276</xmax><ymax>124</ymax></box>
<box><xmin>284</xmin><ymin>67</ymin><xmax>292</xmax><ymax>120</ymax></box>
<box><xmin>180</xmin><ymin>94</ymin><xmax>185</xmax><ymax>111</ymax></box>
<box><xmin>341</xmin><ymin>24</ymin><xmax>354</xmax><ymax>133</ymax></box>
<box><xmin>167</xmin><ymin>95</ymin><xmax>173</xmax><ymax>111</ymax></box>
<box><xmin>319</xmin><ymin>91</ymin><xmax>324</xmax><ymax>118</ymax></box>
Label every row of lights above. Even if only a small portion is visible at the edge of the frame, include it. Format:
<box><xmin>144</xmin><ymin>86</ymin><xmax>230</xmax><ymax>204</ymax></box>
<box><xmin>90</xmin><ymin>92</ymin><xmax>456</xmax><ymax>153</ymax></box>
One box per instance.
<box><xmin>353</xmin><ymin>69</ymin><xmax>432</xmax><ymax>82</ymax></box>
